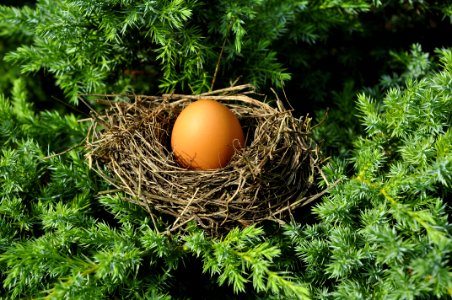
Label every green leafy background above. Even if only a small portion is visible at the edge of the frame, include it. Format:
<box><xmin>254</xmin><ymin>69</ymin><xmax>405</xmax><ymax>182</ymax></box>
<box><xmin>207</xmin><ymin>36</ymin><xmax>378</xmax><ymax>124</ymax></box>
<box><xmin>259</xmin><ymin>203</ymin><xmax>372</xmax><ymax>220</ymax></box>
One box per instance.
<box><xmin>0</xmin><ymin>0</ymin><xmax>451</xmax><ymax>299</ymax></box>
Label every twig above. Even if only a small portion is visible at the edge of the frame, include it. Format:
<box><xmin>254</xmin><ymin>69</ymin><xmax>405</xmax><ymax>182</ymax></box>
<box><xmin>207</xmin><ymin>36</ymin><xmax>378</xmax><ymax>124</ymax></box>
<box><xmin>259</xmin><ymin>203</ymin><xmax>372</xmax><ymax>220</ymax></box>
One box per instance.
<box><xmin>172</xmin><ymin>188</ymin><xmax>199</xmax><ymax>230</ymax></box>
<box><xmin>43</xmin><ymin>142</ymin><xmax>84</xmax><ymax>160</ymax></box>
<box><xmin>211</xmin><ymin>22</ymin><xmax>232</xmax><ymax>91</ymax></box>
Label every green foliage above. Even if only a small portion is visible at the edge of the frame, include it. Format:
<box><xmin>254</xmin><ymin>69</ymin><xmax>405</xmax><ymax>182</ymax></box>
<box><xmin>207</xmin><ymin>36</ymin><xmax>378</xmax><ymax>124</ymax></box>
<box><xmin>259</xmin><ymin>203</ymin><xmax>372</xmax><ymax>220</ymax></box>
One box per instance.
<box><xmin>1</xmin><ymin>1</ymin><xmax>452</xmax><ymax>299</ymax></box>
<box><xmin>0</xmin><ymin>78</ymin><xmax>87</xmax><ymax>152</ymax></box>
<box><xmin>0</xmin><ymin>82</ymin><xmax>310</xmax><ymax>299</ymax></box>
<box><xmin>1</xmin><ymin>0</ymin><xmax>207</xmax><ymax>102</ymax></box>
<box><xmin>184</xmin><ymin>226</ymin><xmax>310</xmax><ymax>298</ymax></box>
<box><xmin>0</xmin><ymin>0</ymin><xmax>379</xmax><ymax>104</ymax></box>
<box><xmin>313</xmin><ymin>43</ymin><xmax>438</xmax><ymax>159</ymax></box>
<box><xmin>379</xmin><ymin>44</ymin><xmax>432</xmax><ymax>88</ymax></box>
<box><xmin>286</xmin><ymin>49</ymin><xmax>452</xmax><ymax>299</ymax></box>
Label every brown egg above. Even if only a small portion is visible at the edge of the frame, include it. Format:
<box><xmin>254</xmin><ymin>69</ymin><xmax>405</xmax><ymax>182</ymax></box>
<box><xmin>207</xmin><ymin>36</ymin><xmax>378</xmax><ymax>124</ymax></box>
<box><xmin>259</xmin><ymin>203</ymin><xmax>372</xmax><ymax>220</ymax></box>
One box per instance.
<box><xmin>171</xmin><ymin>99</ymin><xmax>244</xmax><ymax>170</ymax></box>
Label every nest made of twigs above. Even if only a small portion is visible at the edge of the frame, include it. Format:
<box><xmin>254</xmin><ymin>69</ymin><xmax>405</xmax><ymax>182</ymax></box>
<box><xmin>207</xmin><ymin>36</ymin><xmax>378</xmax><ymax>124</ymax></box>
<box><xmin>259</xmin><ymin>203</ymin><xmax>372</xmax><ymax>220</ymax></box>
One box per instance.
<box><xmin>86</xmin><ymin>85</ymin><xmax>323</xmax><ymax>235</ymax></box>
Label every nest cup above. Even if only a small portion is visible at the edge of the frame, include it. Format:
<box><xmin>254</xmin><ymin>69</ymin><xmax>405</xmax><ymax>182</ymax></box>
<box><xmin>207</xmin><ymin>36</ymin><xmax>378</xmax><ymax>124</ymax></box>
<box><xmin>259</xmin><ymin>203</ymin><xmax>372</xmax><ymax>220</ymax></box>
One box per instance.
<box><xmin>86</xmin><ymin>85</ymin><xmax>322</xmax><ymax>235</ymax></box>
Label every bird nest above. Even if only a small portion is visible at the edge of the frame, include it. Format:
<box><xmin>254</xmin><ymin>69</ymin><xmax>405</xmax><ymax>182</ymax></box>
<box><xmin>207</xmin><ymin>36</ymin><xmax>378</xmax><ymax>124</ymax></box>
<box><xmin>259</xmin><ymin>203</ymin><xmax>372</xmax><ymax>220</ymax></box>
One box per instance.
<box><xmin>85</xmin><ymin>85</ymin><xmax>324</xmax><ymax>235</ymax></box>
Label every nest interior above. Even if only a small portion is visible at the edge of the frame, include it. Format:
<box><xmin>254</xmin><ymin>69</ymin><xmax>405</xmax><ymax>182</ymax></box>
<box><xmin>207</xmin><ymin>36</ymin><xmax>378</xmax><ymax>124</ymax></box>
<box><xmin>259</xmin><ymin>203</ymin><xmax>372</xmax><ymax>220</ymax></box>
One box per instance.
<box><xmin>86</xmin><ymin>85</ymin><xmax>322</xmax><ymax>235</ymax></box>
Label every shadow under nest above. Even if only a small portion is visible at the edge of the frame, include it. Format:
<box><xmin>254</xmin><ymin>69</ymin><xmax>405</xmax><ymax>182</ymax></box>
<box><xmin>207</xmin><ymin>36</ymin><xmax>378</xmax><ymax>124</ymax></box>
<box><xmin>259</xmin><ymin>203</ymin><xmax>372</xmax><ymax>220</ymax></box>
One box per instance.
<box><xmin>86</xmin><ymin>85</ymin><xmax>324</xmax><ymax>236</ymax></box>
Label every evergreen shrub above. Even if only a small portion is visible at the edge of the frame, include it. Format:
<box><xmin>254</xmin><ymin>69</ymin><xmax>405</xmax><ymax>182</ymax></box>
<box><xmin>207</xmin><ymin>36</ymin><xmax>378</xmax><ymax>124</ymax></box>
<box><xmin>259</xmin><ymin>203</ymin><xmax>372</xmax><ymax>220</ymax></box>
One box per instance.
<box><xmin>0</xmin><ymin>0</ymin><xmax>451</xmax><ymax>299</ymax></box>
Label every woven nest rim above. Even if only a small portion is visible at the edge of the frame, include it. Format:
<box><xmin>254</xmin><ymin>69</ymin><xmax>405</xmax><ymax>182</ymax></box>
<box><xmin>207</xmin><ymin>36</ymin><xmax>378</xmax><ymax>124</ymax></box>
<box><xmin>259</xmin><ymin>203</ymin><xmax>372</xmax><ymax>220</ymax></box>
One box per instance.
<box><xmin>86</xmin><ymin>85</ymin><xmax>325</xmax><ymax>235</ymax></box>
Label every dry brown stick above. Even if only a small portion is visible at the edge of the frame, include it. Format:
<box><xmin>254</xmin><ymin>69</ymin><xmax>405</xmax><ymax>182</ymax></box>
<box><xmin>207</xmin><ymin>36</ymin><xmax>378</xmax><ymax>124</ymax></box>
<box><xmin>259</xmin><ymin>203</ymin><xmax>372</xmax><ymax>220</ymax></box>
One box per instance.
<box><xmin>202</xmin><ymin>84</ymin><xmax>255</xmax><ymax>96</ymax></box>
<box><xmin>166</xmin><ymin>216</ymin><xmax>196</xmax><ymax>235</ymax></box>
<box><xmin>210</xmin><ymin>22</ymin><xmax>232</xmax><ymax>91</ymax></box>
<box><xmin>162</xmin><ymin>94</ymin><xmax>264</xmax><ymax>106</ymax></box>
<box><xmin>268</xmin><ymin>179</ymin><xmax>340</xmax><ymax>219</ymax></box>
<box><xmin>172</xmin><ymin>188</ymin><xmax>199</xmax><ymax>229</ymax></box>
<box><xmin>43</xmin><ymin>141</ymin><xmax>85</xmax><ymax>160</ymax></box>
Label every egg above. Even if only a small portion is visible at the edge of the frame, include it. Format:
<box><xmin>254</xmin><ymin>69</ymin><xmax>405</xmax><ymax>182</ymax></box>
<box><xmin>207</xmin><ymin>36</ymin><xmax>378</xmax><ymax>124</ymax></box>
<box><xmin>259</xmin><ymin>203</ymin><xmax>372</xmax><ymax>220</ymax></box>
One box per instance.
<box><xmin>171</xmin><ymin>99</ymin><xmax>244</xmax><ymax>170</ymax></box>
